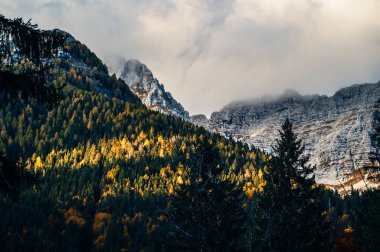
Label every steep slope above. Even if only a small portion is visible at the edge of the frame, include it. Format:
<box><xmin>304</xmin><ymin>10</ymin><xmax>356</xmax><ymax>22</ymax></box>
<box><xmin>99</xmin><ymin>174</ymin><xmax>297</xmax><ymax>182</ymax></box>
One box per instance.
<box><xmin>192</xmin><ymin>83</ymin><xmax>380</xmax><ymax>186</ymax></box>
<box><xmin>117</xmin><ymin>59</ymin><xmax>190</xmax><ymax>120</ymax></box>
<box><xmin>0</xmin><ymin>20</ymin><xmax>266</xmax><ymax>250</ymax></box>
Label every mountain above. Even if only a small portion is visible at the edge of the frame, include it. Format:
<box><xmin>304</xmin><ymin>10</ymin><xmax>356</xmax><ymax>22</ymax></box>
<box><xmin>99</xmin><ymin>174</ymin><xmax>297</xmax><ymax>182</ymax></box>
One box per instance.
<box><xmin>2</xmin><ymin>15</ymin><xmax>380</xmax><ymax>251</ymax></box>
<box><xmin>117</xmin><ymin>59</ymin><xmax>190</xmax><ymax>120</ymax></box>
<box><xmin>0</xmin><ymin>16</ymin><xmax>266</xmax><ymax>250</ymax></box>
<box><xmin>192</xmin><ymin>83</ymin><xmax>380</xmax><ymax>188</ymax></box>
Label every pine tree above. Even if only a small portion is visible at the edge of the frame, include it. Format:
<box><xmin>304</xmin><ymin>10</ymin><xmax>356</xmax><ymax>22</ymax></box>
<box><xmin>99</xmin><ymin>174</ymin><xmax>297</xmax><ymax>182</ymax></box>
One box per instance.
<box><xmin>0</xmin><ymin>15</ymin><xmax>66</xmax><ymax>103</ymax></box>
<box><xmin>253</xmin><ymin>118</ymin><xmax>322</xmax><ymax>251</ymax></box>
<box><xmin>350</xmin><ymin>189</ymin><xmax>380</xmax><ymax>251</ymax></box>
<box><xmin>0</xmin><ymin>152</ymin><xmax>34</xmax><ymax>200</ymax></box>
<box><xmin>167</xmin><ymin>135</ymin><xmax>246</xmax><ymax>251</ymax></box>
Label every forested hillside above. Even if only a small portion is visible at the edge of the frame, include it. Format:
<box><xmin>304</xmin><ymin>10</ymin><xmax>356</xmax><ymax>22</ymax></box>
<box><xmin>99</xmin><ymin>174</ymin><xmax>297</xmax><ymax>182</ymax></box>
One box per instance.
<box><xmin>1</xmin><ymin>15</ymin><xmax>379</xmax><ymax>251</ymax></box>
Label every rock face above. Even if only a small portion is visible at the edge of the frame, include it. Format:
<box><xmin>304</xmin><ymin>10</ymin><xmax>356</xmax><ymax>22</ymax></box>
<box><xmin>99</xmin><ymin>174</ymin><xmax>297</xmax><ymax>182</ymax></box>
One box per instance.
<box><xmin>192</xmin><ymin>83</ymin><xmax>380</xmax><ymax>186</ymax></box>
<box><xmin>117</xmin><ymin>59</ymin><xmax>190</xmax><ymax>120</ymax></box>
<box><xmin>190</xmin><ymin>114</ymin><xmax>209</xmax><ymax>128</ymax></box>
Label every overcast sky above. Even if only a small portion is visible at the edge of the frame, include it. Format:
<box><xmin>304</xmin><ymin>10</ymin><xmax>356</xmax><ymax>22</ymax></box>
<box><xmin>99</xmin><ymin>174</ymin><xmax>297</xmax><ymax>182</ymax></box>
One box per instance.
<box><xmin>1</xmin><ymin>0</ymin><xmax>380</xmax><ymax>116</ymax></box>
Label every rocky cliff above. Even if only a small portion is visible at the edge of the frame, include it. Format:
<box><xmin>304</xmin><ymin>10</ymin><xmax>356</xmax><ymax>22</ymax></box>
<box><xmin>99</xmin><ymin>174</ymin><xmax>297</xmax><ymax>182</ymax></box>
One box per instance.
<box><xmin>190</xmin><ymin>114</ymin><xmax>209</xmax><ymax>128</ymax></box>
<box><xmin>192</xmin><ymin>83</ymin><xmax>380</xmax><ymax>187</ymax></box>
<box><xmin>117</xmin><ymin>59</ymin><xmax>190</xmax><ymax>120</ymax></box>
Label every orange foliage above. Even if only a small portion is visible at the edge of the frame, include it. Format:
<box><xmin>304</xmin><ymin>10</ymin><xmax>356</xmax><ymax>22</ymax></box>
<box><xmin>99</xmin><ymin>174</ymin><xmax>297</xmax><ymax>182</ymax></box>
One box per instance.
<box><xmin>63</xmin><ymin>207</ymin><xmax>85</xmax><ymax>226</ymax></box>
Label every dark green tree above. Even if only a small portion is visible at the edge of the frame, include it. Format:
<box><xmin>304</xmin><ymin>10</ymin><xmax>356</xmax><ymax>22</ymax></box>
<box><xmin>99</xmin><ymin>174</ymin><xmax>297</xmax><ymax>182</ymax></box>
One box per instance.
<box><xmin>350</xmin><ymin>189</ymin><xmax>380</xmax><ymax>251</ymax></box>
<box><xmin>0</xmin><ymin>14</ymin><xmax>66</xmax><ymax>103</ymax></box>
<box><xmin>167</xmin><ymin>135</ymin><xmax>246</xmax><ymax>251</ymax></box>
<box><xmin>253</xmin><ymin>118</ymin><xmax>322</xmax><ymax>251</ymax></box>
<box><xmin>0</xmin><ymin>152</ymin><xmax>34</xmax><ymax>200</ymax></box>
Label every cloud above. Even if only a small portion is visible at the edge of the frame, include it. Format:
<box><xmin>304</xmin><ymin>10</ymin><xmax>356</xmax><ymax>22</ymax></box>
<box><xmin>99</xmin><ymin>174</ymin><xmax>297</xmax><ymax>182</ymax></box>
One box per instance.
<box><xmin>1</xmin><ymin>0</ymin><xmax>380</xmax><ymax>116</ymax></box>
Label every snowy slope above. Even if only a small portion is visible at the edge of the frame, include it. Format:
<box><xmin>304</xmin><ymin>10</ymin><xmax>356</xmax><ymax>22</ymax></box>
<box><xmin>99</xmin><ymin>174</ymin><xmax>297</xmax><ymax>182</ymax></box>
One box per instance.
<box><xmin>117</xmin><ymin>59</ymin><xmax>190</xmax><ymax>120</ymax></box>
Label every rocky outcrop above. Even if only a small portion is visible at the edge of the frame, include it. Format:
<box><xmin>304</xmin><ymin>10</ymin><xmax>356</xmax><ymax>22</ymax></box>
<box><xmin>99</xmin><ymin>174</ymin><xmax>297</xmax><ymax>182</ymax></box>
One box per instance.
<box><xmin>117</xmin><ymin>59</ymin><xmax>190</xmax><ymax>120</ymax></box>
<box><xmin>193</xmin><ymin>83</ymin><xmax>380</xmax><ymax>186</ymax></box>
<box><xmin>190</xmin><ymin>114</ymin><xmax>209</xmax><ymax>128</ymax></box>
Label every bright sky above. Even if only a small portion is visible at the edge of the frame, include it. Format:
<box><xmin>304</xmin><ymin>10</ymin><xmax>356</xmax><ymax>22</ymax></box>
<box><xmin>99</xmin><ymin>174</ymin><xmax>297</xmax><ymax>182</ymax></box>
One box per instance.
<box><xmin>1</xmin><ymin>0</ymin><xmax>380</xmax><ymax>116</ymax></box>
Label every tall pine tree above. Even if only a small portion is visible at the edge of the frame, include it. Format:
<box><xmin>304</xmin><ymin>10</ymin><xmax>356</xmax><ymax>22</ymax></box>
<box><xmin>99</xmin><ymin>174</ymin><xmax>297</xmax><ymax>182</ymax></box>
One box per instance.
<box><xmin>253</xmin><ymin>118</ymin><xmax>323</xmax><ymax>251</ymax></box>
<box><xmin>167</xmin><ymin>135</ymin><xmax>246</xmax><ymax>251</ymax></box>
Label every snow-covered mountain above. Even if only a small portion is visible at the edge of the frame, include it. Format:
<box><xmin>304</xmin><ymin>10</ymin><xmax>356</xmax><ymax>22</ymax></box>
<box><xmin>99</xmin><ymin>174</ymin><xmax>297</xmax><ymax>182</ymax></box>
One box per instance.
<box><xmin>117</xmin><ymin>59</ymin><xmax>190</xmax><ymax>120</ymax></box>
<box><xmin>191</xmin><ymin>83</ymin><xmax>380</xmax><ymax>189</ymax></box>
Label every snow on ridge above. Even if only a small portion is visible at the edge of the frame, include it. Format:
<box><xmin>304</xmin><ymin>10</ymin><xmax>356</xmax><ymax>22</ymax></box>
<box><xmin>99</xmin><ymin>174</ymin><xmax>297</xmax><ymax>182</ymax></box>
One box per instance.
<box><xmin>117</xmin><ymin>59</ymin><xmax>190</xmax><ymax>120</ymax></box>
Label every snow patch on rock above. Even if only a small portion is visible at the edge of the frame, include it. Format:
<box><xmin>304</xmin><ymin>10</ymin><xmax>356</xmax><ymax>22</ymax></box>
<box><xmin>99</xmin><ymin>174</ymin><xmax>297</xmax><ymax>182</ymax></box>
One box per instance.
<box><xmin>117</xmin><ymin>59</ymin><xmax>190</xmax><ymax>120</ymax></box>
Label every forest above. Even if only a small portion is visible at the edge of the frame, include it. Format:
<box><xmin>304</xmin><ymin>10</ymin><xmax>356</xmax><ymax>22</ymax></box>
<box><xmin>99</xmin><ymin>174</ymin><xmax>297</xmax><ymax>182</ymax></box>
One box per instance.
<box><xmin>0</xmin><ymin>15</ymin><xmax>380</xmax><ymax>251</ymax></box>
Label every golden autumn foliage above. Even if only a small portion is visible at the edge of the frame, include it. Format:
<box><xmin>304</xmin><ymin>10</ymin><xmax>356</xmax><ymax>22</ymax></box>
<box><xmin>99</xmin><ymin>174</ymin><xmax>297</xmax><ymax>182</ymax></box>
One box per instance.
<box><xmin>176</xmin><ymin>175</ymin><xmax>184</xmax><ymax>185</ymax></box>
<box><xmin>24</xmin><ymin>127</ymin><xmax>266</xmax><ymax>200</ymax></box>
<box><xmin>106</xmin><ymin>165</ymin><xmax>120</xmax><ymax>182</ymax></box>
<box><xmin>34</xmin><ymin>156</ymin><xmax>44</xmax><ymax>170</ymax></box>
<box><xmin>102</xmin><ymin>187</ymin><xmax>113</xmax><ymax>198</ymax></box>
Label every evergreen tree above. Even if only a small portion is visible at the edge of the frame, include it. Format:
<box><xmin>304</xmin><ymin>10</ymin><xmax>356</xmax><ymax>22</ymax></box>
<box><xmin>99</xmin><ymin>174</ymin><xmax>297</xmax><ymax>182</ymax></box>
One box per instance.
<box><xmin>253</xmin><ymin>118</ymin><xmax>322</xmax><ymax>251</ymax></box>
<box><xmin>0</xmin><ymin>152</ymin><xmax>34</xmax><ymax>200</ymax></box>
<box><xmin>351</xmin><ymin>189</ymin><xmax>380</xmax><ymax>251</ymax></box>
<box><xmin>167</xmin><ymin>135</ymin><xmax>246</xmax><ymax>251</ymax></box>
<box><xmin>0</xmin><ymin>15</ymin><xmax>66</xmax><ymax>103</ymax></box>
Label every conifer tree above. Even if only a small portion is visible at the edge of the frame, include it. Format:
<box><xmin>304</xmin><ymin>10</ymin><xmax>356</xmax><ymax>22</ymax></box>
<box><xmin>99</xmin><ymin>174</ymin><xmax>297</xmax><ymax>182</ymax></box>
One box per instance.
<box><xmin>348</xmin><ymin>188</ymin><xmax>380</xmax><ymax>252</ymax></box>
<box><xmin>0</xmin><ymin>152</ymin><xmax>34</xmax><ymax>200</ymax></box>
<box><xmin>167</xmin><ymin>135</ymin><xmax>246</xmax><ymax>251</ymax></box>
<box><xmin>253</xmin><ymin>118</ymin><xmax>322</xmax><ymax>251</ymax></box>
<box><xmin>0</xmin><ymin>15</ymin><xmax>66</xmax><ymax>103</ymax></box>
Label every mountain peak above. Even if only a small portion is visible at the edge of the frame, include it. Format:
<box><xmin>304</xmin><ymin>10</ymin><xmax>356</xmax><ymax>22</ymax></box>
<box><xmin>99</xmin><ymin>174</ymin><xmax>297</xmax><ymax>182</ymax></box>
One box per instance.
<box><xmin>117</xmin><ymin>59</ymin><xmax>190</xmax><ymax>120</ymax></box>
<box><xmin>123</xmin><ymin>59</ymin><xmax>150</xmax><ymax>75</ymax></box>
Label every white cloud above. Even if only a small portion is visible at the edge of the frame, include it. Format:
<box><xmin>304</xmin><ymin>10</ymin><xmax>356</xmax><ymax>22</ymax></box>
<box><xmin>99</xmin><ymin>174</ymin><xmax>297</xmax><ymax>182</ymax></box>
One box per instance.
<box><xmin>1</xmin><ymin>0</ymin><xmax>380</xmax><ymax>116</ymax></box>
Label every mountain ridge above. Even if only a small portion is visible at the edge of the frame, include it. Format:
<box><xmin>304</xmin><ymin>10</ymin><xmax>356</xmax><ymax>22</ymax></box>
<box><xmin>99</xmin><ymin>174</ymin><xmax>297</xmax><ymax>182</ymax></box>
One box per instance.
<box><xmin>192</xmin><ymin>83</ymin><xmax>380</xmax><ymax>188</ymax></box>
